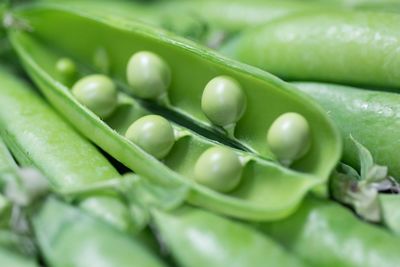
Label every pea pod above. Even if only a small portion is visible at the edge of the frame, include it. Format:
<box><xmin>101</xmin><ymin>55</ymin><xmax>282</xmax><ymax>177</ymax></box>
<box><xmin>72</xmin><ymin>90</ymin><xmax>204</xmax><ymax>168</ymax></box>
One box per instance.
<box><xmin>0</xmin><ymin>65</ymin><xmax>140</xmax><ymax>233</ymax></box>
<box><xmin>8</xmin><ymin>5</ymin><xmax>340</xmax><ymax>220</ymax></box>
<box><xmin>260</xmin><ymin>196</ymin><xmax>400</xmax><ymax>267</ymax></box>
<box><xmin>222</xmin><ymin>10</ymin><xmax>400</xmax><ymax>89</ymax></box>
<box><xmin>10</xmin><ymin>4</ymin><xmax>340</xmax><ymax>169</ymax></box>
<box><xmin>0</xmin><ymin>248</ymin><xmax>38</xmax><ymax>267</ymax></box>
<box><xmin>152</xmin><ymin>206</ymin><xmax>307</xmax><ymax>267</ymax></box>
<box><xmin>294</xmin><ymin>82</ymin><xmax>400</xmax><ymax>180</ymax></box>
<box><xmin>34</xmin><ymin>197</ymin><xmax>166</xmax><ymax>267</ymax></box>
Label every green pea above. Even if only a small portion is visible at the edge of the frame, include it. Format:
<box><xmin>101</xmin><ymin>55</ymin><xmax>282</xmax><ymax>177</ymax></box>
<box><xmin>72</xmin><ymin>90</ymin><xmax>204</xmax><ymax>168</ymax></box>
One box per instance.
<box><xmin>267</xmin><ymin>112</ymin><xmax>311</xmax><ymax>165</ymax></box>
<box><xmin>201</xmin><ymin>76</ymin><xmax>246</xmax><ymax>127</ymax></box>
<box><xmin>194</xmin><ymin>146</ymin><xmax>242</xmax><ymax>192</ymax></box>
<box><xmin>72</xmin><ymin>74</ymin><xmax>118</xmax><ymax>118</ymax></box>
<box><xmin>125</xmin><ymin>115</ymin><xmax>175</xmax><ymax>159</ymax></box>
<box><xmin>126</xmin><ymin>51</ymin><xmax>171</xmax><ymax>100</ymax></box>
<box><xmin>56</xmin><ymin>57</ymin><xmax>77</xmax><ymax>86</ymax></box>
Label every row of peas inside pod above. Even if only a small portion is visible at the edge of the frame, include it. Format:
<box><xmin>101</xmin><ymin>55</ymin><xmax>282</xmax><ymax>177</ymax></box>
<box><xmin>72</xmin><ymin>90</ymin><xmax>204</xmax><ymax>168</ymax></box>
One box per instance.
<box><xmin>64</xmin><ymin>50</ymin><xmax>312</xmax><ymax>192</ymax></box>
<box><xmin>9</xmin><ymin>5</ymin><xmax>340</xmax><ymax>220</ymax></box>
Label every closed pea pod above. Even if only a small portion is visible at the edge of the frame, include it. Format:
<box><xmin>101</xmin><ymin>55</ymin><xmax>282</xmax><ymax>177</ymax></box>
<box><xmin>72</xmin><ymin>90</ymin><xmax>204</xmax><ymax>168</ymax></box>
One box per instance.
<box><xmin>260</xmin><ymin>196</ymin><xmax>400</xmax><ymax>267</ymax></box>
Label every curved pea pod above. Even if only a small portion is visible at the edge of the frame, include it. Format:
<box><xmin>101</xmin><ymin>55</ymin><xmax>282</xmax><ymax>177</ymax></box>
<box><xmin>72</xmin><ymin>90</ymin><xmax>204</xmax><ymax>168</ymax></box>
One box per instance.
<box><xmin>0</xmin><ymin>248</ymin><xmax>38</xmax><ymax>267</ymax></box>
<box><xmin>294</xmin><ymin>82</ymin><xmax>400</xmax><ymax>180</ymax></box>
<box><xmin>151</xmin><ymin>206</ymin><xmax>307</xmax><ymax>267</ymax></box>
<box><xmin>10</xmin><ymin>4</ymin><xmax>340</xmax><ymax>172</ymax></box>
<box><xmin>222</xmin><ymin>11</ymin><xmax>400</xmax><ymax>89</ymax></box>
<box><xmin>9</xmin><ymin>5</ymin><xmax>340</xmax><ymax>220</ymax></box>
<box><xmin>260</xmin><ymin>196</ymin><xmax>400</xmax><ymax>267</ymax></box>
<box><xmin>0</xmin><ymin>66</ymin><xmax>138</xmax><ymax>232</ymax></box>
<box><xmin>33</xmin><ymin>197</ymin><xmax>166</xmax><ymax>267</ymax></box>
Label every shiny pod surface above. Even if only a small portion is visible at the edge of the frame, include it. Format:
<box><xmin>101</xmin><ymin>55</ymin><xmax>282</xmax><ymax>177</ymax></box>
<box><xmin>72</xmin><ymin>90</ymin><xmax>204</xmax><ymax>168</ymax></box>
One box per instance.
<box><xmin>223</xmin><ymin>11</ymin><xmax>400</xmax><ymax>89</ymax></box>
<box><xmin>33</xmin><ymin>198</ymin><xmax>166</xmax><ymax>267</ymax></box>
<box><xmin>0</xmin><ymin>248</ymin><xmax>38</xmax><ymax>267</ymax></box>
<box><xmin>260</xmin><ymin>196</ymin><xmax>400</xmax><ymax>267</ymax></box>
<box><xmin>294</xmin><ymin>82</ymin><xmax>400</xmax><ymax>180</ymax></box>
<box><xmin>152</xmin><ymin>206</ymin><xmax>307</xmax><ymax>267</ymax></box>
<box><xmin>10</xmin><ymin>4</ymin><xmax>340</xmax><ymax>176</ymax></box>
<box><xmin>0</xmin><ymin>66</ymin><xmax>134</xmax><ymax>232</ymax></box>
<box><xmin>9</xmin><ymin>5</ymin><xmax>339</xmax><ymax>220</ymax></box>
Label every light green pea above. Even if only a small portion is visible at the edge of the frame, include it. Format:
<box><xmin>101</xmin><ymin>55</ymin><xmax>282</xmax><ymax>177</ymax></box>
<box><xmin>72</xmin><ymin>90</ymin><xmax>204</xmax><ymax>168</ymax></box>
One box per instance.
<box><xmin>72</xmin><ymin>74</ymin><xmax>118</xmax><ymax>118</ymax></box>
<box><xmin>267</xmin><ymin>112</ymin><xmax>311</xmax><ymax>166</ymax></box>
<box><xmin>125</xmin><ymin>115</ymin><xmax>175</xmax><ymax>159</ymax></box>
<box><xmin>126</xmin><ymin>51</ymin><xmax>171</xmax><ymax>100</ymax></box>
<box><xmin>56</xmin><ymin>57</ymin><xmax>77</xmax><ymax>85</ymax></box>
<box><xmin>194</xmin><ymin>146</ymin><xmax>242</xmax><ymax>192</ymax></box>
<box><xmin>201</xmin><ymin>76</ymin><xmax>246</xmax><ymax>127</ymax></box>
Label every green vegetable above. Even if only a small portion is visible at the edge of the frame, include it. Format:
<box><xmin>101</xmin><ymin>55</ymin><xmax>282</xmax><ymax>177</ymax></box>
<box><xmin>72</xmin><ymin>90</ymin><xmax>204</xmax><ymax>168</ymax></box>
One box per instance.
<box><xmin>260</xmin><ymin>196</ymin><xmax>400</xmax><ymax>267</ymax></box>
<box><xmin>72</xmin><ymin>74</ymin><xmax>118</xmax><ymax>118</ymax></box>
<box><xmin>201</xmin><ymin>75</ymin><xmax>246</xmax><ymax>129</ymax></box>
<box><xmin>125</xmin><ymin>114</ymin><xmax>175</xmax><ymax>159</ymax></box>
<box><xmin>194</xmin><ymin>146</ymin><xmax>243</xmax><ymax>192</ymax></box>
<box><xmin>126</xmin><ymin>50</ymin><xmax>171</xmax><ymax>101</ymax></box>
<box><xmin>380</xmin><ymin>194</ymin><xmax>400</xmax><ymax>235</ymax></box>
<box><xmin>294</xmin><ymin>82</ymin><xmax>400</xmax><ymax>180</ymax></box>
<box><xmin>34</xmin><ymin>198</ymin><xmax>166</xmax><ymax>267</ymax></box>
<box><xmin>0</xmin><ymin>248</ymin><xmax>38</xmax><ymax>267</ymax></box>
<box><xmin>55</xmin><ymin>57</ymin><xmax>77</xmax><ymax>85</ymax></box>
<box><xmin>152</xmin><ymin>205</ymin><xmax>307</xmax><ymax>267</ymax></box>
<box><xmin>9</xmin><ymin>4</ymin><xmax>341</xmax><ymax>219</ymax></box>
<box><xmin>267</xmin><ymin>112</ymin><xmax>310</xmax><ymax>166</ymax></box>
<box><xmin>0</xmin><ymin>65</ymin><xmax>135</xmax><ymax>233</ymax></box>
<box><xmin>222</xmin><ymin>11</ymin><xmax>400</xmax><ymax>89</ymax></box>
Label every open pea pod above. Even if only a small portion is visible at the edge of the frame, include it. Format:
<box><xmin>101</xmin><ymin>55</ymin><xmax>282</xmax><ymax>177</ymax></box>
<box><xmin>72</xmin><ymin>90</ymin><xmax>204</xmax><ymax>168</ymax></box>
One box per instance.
<box><xmin>34</xmin><ymin>197</ymin><xmax>167</xmax><ymax>267</ymax></box>
<box><xmin>10</xmin><ymin>4</ymin><xmax>340</xmax><ymax>173</ymax></box>
<box><xmin>10</xmin><ymin>5</ymin><xmax>340</xmax><ymax>220</ymax></box>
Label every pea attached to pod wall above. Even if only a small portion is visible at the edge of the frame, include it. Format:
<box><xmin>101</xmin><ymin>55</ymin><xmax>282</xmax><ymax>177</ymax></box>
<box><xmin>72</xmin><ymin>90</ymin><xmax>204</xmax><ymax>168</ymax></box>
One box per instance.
<box><xmin>201</xmin><ymin>75</ymin><xmax>246</xmax><ymax>130</ymax></box>
<box><xmin>56</xmin><ymin>57</ymin><xmax>77</xmax><ymax>86</ymax></box>
<box><xmin>267</xmin><ymin>112</ymin><xmax>311</xmax><ymax>166</ymax></box>
<box><xmin>126</xmin><ymin>51</ymin><xmax>171</xmax><ymax>101</ymax></box>
<box><xmin>72</xmin><ymin>74</ymin><xmax>118</xmax><ymax>118</ymax></box>
<box><xmin>125</xmin><ymin>114</ymin><xmax>176</xmax><ymax>159</ymax></box>
<box><xmin>194</xmin><ymin>146</ymin><xmax>243</xmax><ymax>192</ymax></box>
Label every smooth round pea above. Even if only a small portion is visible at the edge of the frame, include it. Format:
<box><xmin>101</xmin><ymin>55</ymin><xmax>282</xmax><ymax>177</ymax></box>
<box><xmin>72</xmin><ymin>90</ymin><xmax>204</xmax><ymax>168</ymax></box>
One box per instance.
<box><xmin>267</xmin><ymin>112</ymin><xmax>311</xmax><ymax>165</ymax></box>
<box><xmin>201</xmin><ymin>76</ymin><xmax>246</xmax><ymax>127</ymax></box>
<box><xmin>126</xmin><ymin>51</ymin><xmax>171</xmax><ymax>100</ymax></box>
<box><xmin>194</xmin><ymin>146</ymin><xmax>242</xmax><ymax>192</ymax></box>
<box><xmin>125</xmin><ymin>115</ymin><xmax>175</xmax><ymax>159</ymax></box>
<box><xmin>72</xmin><ymin>74</ymin><xmax>118</xmax><ymax>118</ymax></box>
<box><xmin>56</xmin><ymin>57</ymin><xmax>77</xmax><ymax>78</ymax></box>
<box><xmin>56</xmin><ymin>57</ymin><xmax>77</xmax><ymax>86</ymax></box>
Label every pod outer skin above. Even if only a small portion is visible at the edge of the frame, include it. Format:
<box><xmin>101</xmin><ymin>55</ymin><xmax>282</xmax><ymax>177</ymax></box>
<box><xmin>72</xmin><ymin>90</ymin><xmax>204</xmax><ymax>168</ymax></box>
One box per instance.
<box><xmin>224</xmin><ymin>11</ymin><xmax>400</xmax><ymax>89</ymax></box>
<box><xmin>260</xmin><ymin>196</ymin><xmax>400</xmax><ymax>267</ymax></box>
<box><xmin>0</xmin><ymin>248</ymin><xmax>38</xmax><ymax>267</ymax></box>
<box><xmin>152</xmin><ymin>206</ymin><xmax>308</xmax><ymax>267</ymax></box>
<box><xmin>294</xmin><ymin>82</ymin><xmax>400</xmax><ymax>180</ymax></box>
<box><xmin>0</xmin><ymin>66</ymin><xmax>133</xmax><ymax>232</ymax></box>
<box><xmin>33</xmin><ymin>198</ymin><xmax>166</xmax><ymax>267</ymax></box>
